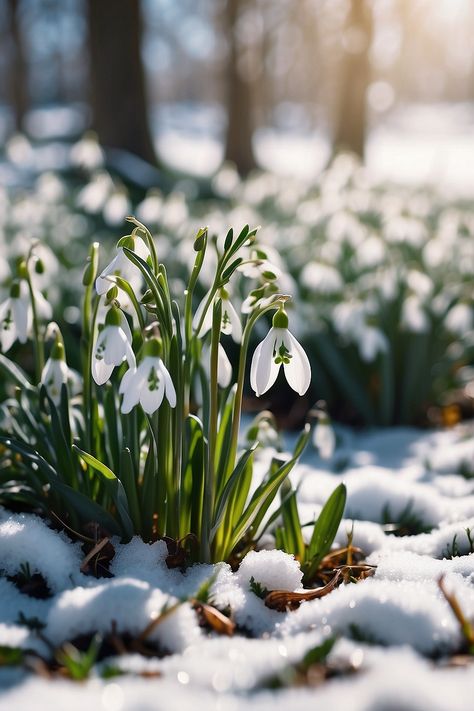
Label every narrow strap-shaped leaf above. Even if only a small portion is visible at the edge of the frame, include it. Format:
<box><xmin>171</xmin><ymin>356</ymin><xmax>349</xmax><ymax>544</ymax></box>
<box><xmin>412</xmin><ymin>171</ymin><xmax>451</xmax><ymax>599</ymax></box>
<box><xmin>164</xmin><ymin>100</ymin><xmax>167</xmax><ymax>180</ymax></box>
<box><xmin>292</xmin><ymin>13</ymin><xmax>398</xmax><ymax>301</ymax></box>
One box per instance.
<box><xmin>0</xmin><ymin>436</ymin><xmax>121</xmax><ymax>535</ymax></box>
<box><xmin>119</xmin><ymin>447</ymin><xmax>141</xmax><ymax>533</ymax></box>
<box><xmin>279</xmin><ymin>478</ymin><xmax>305</xmax><ymax>561</ymax></box>
<box><xmin>122</xmin><ymin>247</ymin><xmax>171</xmax><ymax>333</ymax></box>
<box><xmin>305</xmin><ymin>482</ymin><xmax>347</xmax><ymax>578</ymax></box>
<box><xmin>210</xmin><ymin>443</ymin><xmax>258</xmax><ymax>541</ymax></box>
<box><xmin>72</xmin><ymin>444</ymin><xmax>134</xmax><ymax>540</ymax></box>
<box><xmin>226</xmin><ymin>425</ymin><xmax>310</xmax><ymax>556</ymax></box>
<box><xmin>40</xmin><ymin>387</ymin><xmax>77</xmax><ymax>488</ymax></box>
<box><xmin>0</xmin><ymin>354</ymin><xmax>34</xmax><ymax>392</ymax></box>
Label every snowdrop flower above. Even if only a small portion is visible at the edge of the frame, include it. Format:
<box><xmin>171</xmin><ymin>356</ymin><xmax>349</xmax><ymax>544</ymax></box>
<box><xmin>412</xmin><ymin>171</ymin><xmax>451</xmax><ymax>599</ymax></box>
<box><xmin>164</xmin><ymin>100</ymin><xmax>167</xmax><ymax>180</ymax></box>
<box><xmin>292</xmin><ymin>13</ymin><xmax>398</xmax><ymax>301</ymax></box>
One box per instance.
<box><xmin>77</xmin><ymin>172</ymin><xmax>113</xmax><ymax>213</ymax></box>
<box><xmin>120</xmin><ymin>338</ymin><xmax>176</xmax><ymax>414</ymax></box>
<box><xmin>193</xmin><ymin>288</ymin><xmax>242</xmax><ymax>342</ymax></box>
<box><xmin>401</xmin><ymin>295</ymin><xmax>429</xmax><ymax>333</ymax></box>
<box><xmin>357</xmin><ymin>325</ymin><xmax>389</xmax><ymax>363</ymax></box>
<box><xmin>70</xmin><ymin>131</ymin><xmax>104</xmax><ymax>170</ymax></box>
<box><xmin>95</xmin><ymin>234</ymin><xmax>149</xmax><ymax>295</ymax></box>
<box><xmin>0</xmin><ymin>281</ymin><xmax>31</xmax><ymax>352</ymax></box>
<box><xmin>250</xmin><ymin>308</ymin><xmax>311</xmax><ymax>396</ymax></box>
<box><xmin>445</xmin><ymin>303</ymin><xmax>473</xmax><ymax>336</ymax></box>
<box><xmin>103</xmin><ymin>188</ymin><xmax>131</xmax><ymax>226</ymax></box>
<box><xmin>238</xmin><ymin>247</ymin><xmax>282</xmax><ymax>281</ymax></box>
<box><xmin>40</xmin><ymin>337</ymin><xmax>69</xmax><ymax>405</ymax></box>
<box><xmin>92</xmin><ymin>306</ymin><xmax>135</xmax><ymax>385</ymax></box>
<box><xmin>136</xmin><ymin>189</ymin><xmax>163</xmax><ymax>225</ymax></box>
<box><xmin>300</xmin><ymin>262</ymin><xmax>343</xmax><ymax>294</ymax></box>
<box><xmin>313</xmin><ymin>416</ymin><xmax>336</xmax><ymax>460</ymax></box>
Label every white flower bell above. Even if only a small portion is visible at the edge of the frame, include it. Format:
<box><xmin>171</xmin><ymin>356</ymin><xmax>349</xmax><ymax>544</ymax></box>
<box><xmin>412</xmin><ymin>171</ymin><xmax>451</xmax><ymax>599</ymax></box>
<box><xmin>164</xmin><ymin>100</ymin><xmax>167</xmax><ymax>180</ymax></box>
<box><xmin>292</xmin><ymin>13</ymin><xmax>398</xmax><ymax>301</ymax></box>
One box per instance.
<box><xmin>0</xmin><ymin>281</ymin><xmax>31</xmax><ymax>352</ymax></box>
<box><xmin>95</xmin><ymin>234</ymin><xmax>149</xmax><ymax>296</ymax></box>
<box><xmin>92</xmin><ymin>306</ymin><xmax>135</xmax><ymax>385</ymax></box>
<box><xmin>313</xmin><ymin>416</ymin><xmax>336</xmax><ymax>460</ymax></box>
<box><xmin>250</xmin><ymin>308</ymin><xmax>311</xmax><ymax>396</ymax></box>
<box><xmin>40</xmin><ymin>337</ymin><xmax>69</xmax><ymax>405</ymax></box>
<box><xmin>193</xmin><ymin>288</ymin><xmax>242</xmax><ymax>343</ymax></box>
<box><xmin>120</xmin><ymin>338</ymin><xmax>176</xmax><ymax>414</ymax></box>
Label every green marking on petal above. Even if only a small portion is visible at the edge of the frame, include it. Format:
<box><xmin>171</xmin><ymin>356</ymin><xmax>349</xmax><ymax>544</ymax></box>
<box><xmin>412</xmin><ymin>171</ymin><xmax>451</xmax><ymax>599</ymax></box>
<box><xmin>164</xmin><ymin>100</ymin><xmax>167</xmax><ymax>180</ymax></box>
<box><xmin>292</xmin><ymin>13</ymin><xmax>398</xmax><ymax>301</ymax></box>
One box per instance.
<box><xmin>147</xmin><ymin>366</ymin><xmax>160</xmax><ymax>391</ymax></box>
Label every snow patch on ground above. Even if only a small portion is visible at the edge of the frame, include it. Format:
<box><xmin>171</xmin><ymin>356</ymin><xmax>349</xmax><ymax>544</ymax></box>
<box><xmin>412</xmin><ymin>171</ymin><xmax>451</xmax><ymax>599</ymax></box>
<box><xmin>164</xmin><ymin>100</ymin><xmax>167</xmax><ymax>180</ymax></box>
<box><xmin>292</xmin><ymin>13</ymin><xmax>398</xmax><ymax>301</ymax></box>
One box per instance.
<box><xmin>1</xmin><ymin>424</ymin><xmax>474</xmax><ymax>708</ymax></box>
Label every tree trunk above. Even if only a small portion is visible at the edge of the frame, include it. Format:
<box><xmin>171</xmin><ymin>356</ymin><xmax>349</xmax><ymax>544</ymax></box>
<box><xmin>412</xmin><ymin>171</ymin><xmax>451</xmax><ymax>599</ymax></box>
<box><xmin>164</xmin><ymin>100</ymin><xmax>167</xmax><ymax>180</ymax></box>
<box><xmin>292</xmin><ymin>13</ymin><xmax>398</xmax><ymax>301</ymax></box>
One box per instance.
<box><xmin>7</xmin><ymin>0</ymin><xmax>28</xmax><ymax>132</ymax></box>
<box><xmin>223</xmin><ymin>0</ymin><xmax>257</xmax><ymax>175</ymax></box>
<box><xmin>86</xmin><ymin>0</ymin><xmax>157</xmax><ymax>164</ymax></box>
<box><xmin>333</xmin><ymin>0</ymin><xmax>373</xmax><ymax>158</ymax></box>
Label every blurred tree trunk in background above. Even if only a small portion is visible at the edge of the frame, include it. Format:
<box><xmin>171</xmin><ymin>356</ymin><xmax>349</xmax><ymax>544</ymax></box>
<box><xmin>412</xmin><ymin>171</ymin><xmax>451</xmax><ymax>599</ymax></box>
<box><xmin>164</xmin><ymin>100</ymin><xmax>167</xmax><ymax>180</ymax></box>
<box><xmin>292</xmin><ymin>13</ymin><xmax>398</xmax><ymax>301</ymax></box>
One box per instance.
<box><xmin>333</xmin><ymin>0</ymin><xmax>373</xmax><ymax>158</ymax></box>
<box><xmin>86</xmin><ymin>0</ymin><xmax>157</xmax><ymax>164</ymax></box>
<box><xmin>7</xmin><ymin>0</ymin><xmax>28</xmax><ymax>132</ymax></box>
<box><xmin>223</xmin><ymin>0</ymin><xmax>257</xmax><ymax>175</ymax></box>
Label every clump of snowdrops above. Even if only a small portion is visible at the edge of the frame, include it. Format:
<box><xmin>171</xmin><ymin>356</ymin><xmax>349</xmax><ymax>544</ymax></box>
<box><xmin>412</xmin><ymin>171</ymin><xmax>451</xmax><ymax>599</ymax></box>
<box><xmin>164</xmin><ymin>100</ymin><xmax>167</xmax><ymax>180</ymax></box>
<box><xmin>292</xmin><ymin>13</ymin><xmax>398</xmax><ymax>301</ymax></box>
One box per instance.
<box><xmin>0</xmin><ymin>219</ymin><xmax>318</xmax><ymax>564</ymax></box>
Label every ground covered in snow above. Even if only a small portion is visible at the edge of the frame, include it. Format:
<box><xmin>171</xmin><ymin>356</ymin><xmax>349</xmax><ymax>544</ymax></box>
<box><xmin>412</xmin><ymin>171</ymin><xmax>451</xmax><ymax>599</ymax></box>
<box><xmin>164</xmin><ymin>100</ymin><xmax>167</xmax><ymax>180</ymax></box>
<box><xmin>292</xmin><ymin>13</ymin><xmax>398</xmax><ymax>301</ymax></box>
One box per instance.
<box><xmin>1</xmin><ymin>425</ymin><xmax>474</xmax><ymax>710</ymax></box>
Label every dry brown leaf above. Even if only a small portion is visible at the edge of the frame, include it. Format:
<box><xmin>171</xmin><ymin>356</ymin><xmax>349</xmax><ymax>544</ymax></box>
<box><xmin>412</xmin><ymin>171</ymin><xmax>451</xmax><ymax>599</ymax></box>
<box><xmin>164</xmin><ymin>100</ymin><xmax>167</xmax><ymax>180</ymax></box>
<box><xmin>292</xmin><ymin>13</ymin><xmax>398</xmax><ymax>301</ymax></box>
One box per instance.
<box><xmin>265</xmin><ymin>569</ymin><xmax>343</xmax><ymax>612</ymax></box>
<box><xmin>193</xmin><ymin>601</ymin><xmax>236</xmax><ymax>636</ymax></box>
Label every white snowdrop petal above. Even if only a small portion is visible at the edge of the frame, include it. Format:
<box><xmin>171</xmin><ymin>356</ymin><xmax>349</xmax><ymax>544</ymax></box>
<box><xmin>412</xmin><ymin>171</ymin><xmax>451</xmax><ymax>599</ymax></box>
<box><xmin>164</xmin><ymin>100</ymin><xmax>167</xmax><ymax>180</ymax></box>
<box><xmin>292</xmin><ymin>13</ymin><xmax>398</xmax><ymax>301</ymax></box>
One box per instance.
<box><xmin>92</xmin><ymin>357</ymin><xmax>115</xmax><ymax>386</ymax></box>
<box><xmin>12</xmin><ymin>298</ymin><xmax>29</xmax><ymax>343</ymax></box>
<box><xmin>217</xmin><ymin>343</ymin><xmax>233</xmax><ymax>388</ymax></box>
<box><xmin>103</xmin><ymin>327</ymin><xmax>127</xmax><ymax>364</ymax></box>
<box><xmin>284</xmin><ymin>330</ymin><xmax>311</xmax><ymax>395</ymax></box>
<box><xmin>251</xmin><ymin>329</ymin><xmax>279</xmax><ymax>396</ymax></box>
<box><xmin>226</xmin><ymin>300</ymin><xmax>242</xmax><ymax>343</ymax></box>
<box><xmin>119</xmin><ymin>366</ymin><xmax>137</xmax><ymax>394</ymax></box>
<box><xmin>192</xmin><ymin>294</ymin><xmax>212</xmax><ymax>335</ymax></box>
<box><xmin>162</xmin><ymin>362</ymin><xmax>177</xmax><ymax>407</ymax></box>
<box><xmin>140</xmin><ymin>375</ymin><xmax>165</xmax><ymax>414</ymax></box>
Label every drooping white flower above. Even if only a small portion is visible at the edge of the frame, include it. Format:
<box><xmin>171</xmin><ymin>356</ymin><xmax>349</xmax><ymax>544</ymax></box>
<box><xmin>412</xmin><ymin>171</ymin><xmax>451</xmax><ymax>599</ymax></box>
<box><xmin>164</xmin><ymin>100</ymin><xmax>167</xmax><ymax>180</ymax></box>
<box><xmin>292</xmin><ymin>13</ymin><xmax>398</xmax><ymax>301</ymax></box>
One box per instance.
<box><xmin>40</xmin><ymin>338</ymin><xmax>69</xmax><ymax>405</ymax></box>
<box><xmin>357</xmin><ymin>325</ymin><xmax>389</xmax><ymax>363</ymax></box>
<box><xmin>401</xmin><ymin>295</ymin><xmax>429</xmax><ymax>333</ymax></box>
<box><xmin>313</xmin><ymin>417</ymin><xmax>336</xmax><ymax>460</ymax></box>
<box><xmin>92</xmin><ymin>306</ymin><xmax>135</xmax><ymax>385</ymax></box>
<box><xmin>300</xmin><ymin>262</ymin><xmax>343</xmax><ymax>294</ymax></box>
<box><xmin>250</xmin><ymin>308</ymin><xmax>311</xmax><ymax>396</ymax></box>
<box><xmin>193</xmin><ymin>289</ymin><xmax>242</xmax><ymax>343</ymax></box>
<box><xmin>120</xmin><ymin>338</ymin><xmax>176</xmax><ymax>414</ymax></box>
<box><xmin>0</xmin><ymin>281</ymin><xmax>31</xmax><ymax>352</ymax></box>
<box><xmin>103</xmin><ymin>188</ymin><xmax>131</xmax><ymax>226</ymax></box>
<box><xmin>445</xmin><ymin>303</ymin><xmax>473</xmax><ymax>336</ymax></box>
<box><xmin>70</xmin><ymin>131</ymin><xmax>104</xmax><ymax>170</ymax></box>
<box><xmin>95</xmin><ymin>235</ymin><xmax>149</xmax><ymax>295</ymax></box>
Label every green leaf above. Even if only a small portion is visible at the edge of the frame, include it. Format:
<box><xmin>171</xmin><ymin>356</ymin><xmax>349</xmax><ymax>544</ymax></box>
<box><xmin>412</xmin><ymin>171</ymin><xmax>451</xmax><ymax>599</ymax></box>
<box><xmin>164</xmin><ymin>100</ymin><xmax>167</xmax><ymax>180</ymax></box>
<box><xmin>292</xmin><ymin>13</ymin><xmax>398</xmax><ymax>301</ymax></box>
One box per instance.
<box><xmin>72</xmin><ymin>445</ymin><xmax>134</xmax><ymax>540</ymax></box>
<box><xmin>300</xmin><ymin>637</ymin><xmax>337</xmax><ymax>669</ymax></box>
<box><xmin>220</xmin><ymin>258</ymin><xmax>243</xmax><ymax>284</ymax></box>
<box><xmin>0</xmin><ymin>645</ymin><xmax>24</xmax><ymax>666</ymax></box>
<box><xmin>0</xmin><ymin>354</ymin><xmax>34</xmax><ymax>392</ymax></box>
<box><xmin>0</xmin><ymin>435</ymin><xmax>122</xmax><ymax>534</ymax></box>
<box><xmin>226</xmin><ymin>425</ymin><xmax>310</xmax><ymax>557</ymax></box>
<box><xmin>122</xmin><ymin>247</ymin><xmax>171</xmax><ymax>333</ymax></box>
<box><xmin>40</xmin><ymin>386</ymin><xmax>76</xmax><ymax>488</ymax></box>
<box><xmin>305</xmin><ymin>483</ymin><xmax>347</xmax><ymax>579</ymax></box>
<box><xmin>279</xmin><ymin>478</ymin><xmax>305</xmax><ymax>561</ymax></box>
<box><xmin>119</xmin><ymin>447</ymin><xmax>141</xmax><ymax>533</ymax></box>
<box><xmin>210</xmin><ymin>443</ymin><xmax>258</xmax><ymax>541</ymax></box>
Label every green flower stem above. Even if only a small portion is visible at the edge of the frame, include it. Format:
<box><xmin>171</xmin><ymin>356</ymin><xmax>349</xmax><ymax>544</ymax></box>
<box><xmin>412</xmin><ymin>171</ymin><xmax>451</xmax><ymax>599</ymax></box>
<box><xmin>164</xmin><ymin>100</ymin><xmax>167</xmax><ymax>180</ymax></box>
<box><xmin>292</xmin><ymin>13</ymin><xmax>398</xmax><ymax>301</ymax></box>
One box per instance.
<box><xmin>203</xmin><ymin>300</ymin><xmax>222</xmax><ymax>557</ymax></box>
<box><xmin>83</xmin><ymin>296</ymin><xmax>100</xmax><ymax>457</ymax></box>
<box><xmin>127</xmin><ymin>218</ymin><xmax>159</xmax><ymax>275</ymax></box>
<box><xmin>111</xmin><ymin>276</ymin><xmax>146</xmax><ymax>332</ymax></box>
<box><xmin>24</xmin><ymin>267</ymin><xmax>44</xmax><ymax>383</ymax></box>
<box><xmin>226</xmin><ymin>298</ymin><xmax>287</xmax><ymax>480</ymax></box>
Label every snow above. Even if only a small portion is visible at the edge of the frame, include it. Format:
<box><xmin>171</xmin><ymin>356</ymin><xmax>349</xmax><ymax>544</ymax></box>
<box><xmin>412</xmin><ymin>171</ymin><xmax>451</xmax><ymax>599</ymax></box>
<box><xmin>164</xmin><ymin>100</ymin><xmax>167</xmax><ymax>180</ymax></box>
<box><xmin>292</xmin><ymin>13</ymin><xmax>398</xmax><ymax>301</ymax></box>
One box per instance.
<box><xmin>1</xmin><ymin>424</ymin><xmax>474</xmax><ymax>708</ymax></box>
<box><xmin>235</xmin><ymin>550</ymin><xmax>303</xmax><ymax>592</ymax></box>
